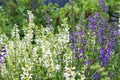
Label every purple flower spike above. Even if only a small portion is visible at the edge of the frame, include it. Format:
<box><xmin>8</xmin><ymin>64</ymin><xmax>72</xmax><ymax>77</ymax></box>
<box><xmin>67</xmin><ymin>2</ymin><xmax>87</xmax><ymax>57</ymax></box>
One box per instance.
<box><xmin>74</xmin><ymin>32</ymin><xmax>77</xmax><ymax>36</ymax></box>
<box><xmin>78</xmin><ymin>48</ymin><xmax>83</xmax><ymax>54</ymax></box>
<box><xmin>106</xmin><ymin>48</ymin><xmax>112</xmax><ymax>57</ymax></box>
<box><xmin>103</xmin><ymin>6</ymin><xmax>109</xmax><ymax>12</ymax></box>
<box><xmin>98</xmin><ymin>27</ymin><xmax>103</xmax><ymax>44</ymax></box>
<box><xmin>0</xmin><ymin>44</ymin><xmax>6</xmax><ymax>65</ymax></box>
<box><xmin>86</xmin><ymin>67</ymin><xmax>89</xmax><ymax>72</ymax></box>
<box><xmin>93</xmin><ymin>72</ymin><xmax>98</xmax><ymax>79</ymax></box>
<box><xmin>70</xmin><ymin>44</ymin><xmax>75</xmax><ymax>50</ymax></box>
<box><xmin>98</xmin><ymin>0</ymin><xmax>104</xmax><ymax>3</ymax></box>
<box><xmin>69</xmin><ymin>26</ymin><xmax>86</xmax><ymax>59</ymax></box>
<box><xmin>99</xmin><ymin>47</ymin><xmax>104</xmax><ymax>59</ymax></box>
<box><xmin>98</xmin><ymin>0</ymin><xmax>109</xmax><ymax>12</ymax></box>
<box><xmin>94</xmin><ymin>13</ymin><xmax>99</xmax><ymax>18</ymax></box>
<box><xmin>113</xmin><ymin>30</ymin><xmax>118</xmax><ymax>36</ymax></box>
<box><xmin>69</xmin><ymin>36</ymin><xmax>74</xmax><ymax>42</ymax></box>
<box><xmin>88</xmin><ymin>13</ymin><xmax>99</xmax><ymax>30</ymax></box>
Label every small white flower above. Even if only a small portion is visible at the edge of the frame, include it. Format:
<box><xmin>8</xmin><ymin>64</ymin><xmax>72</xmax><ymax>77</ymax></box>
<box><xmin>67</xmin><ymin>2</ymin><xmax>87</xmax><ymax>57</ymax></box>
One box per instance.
<box><xmin>72</xmin><ymin>67</ymin><xmax>75</xmax><ymax>70</ymax></box>
<box><xmin>21</xmin><ymin>67</ymin><xmax>25</xmax><ymax>71</ymax></box>
<box><xmin>20</xmin><ymin>74</ymin><xmax>24</xmax><ymax>79</ymax></box>
<box><xmin>0</xmin><ymin>6</ymin><xmax>2</xmax><ymax>9</ymax></box>
<box><xmin>29</xmin><ymin>74</ymin><xmax>32</xmax><ymax>79</ymax></box>
<box><xmin>27</xmin><ymin>10</ymin><xmax>34</xmax><ymax>21</ymax></box>
<box><xmin>65</xmin><ymin>67</ymin><xmax>69</xmax><ymax>71</ymax></box>
<box><xmin>71</xmin><ymin>77</ymin><xmax>76</xmax><ymax>80</ymax></box>
<box><xmin>56</xmin><ymin>64</ymin><xmax>60</xmax><ymax>70</ymax></box>
<box><xmin>33</xmin><ymin>46</ymin><xmax>39</xmax><ymax>53</ymax></box>
<box><xmin>81</xmin><ymin>75</ymin><xmax>85</xmax><ymax>80</ymax></box>
<box><xmin>71</xmin><ymin>71</ymin><xmax>75</xmax><ymax>76</ymax></box>
<box><xmin>64</xmin><ymin>73</ymin><xmax>70</xmax><ymax>78</ymax></box>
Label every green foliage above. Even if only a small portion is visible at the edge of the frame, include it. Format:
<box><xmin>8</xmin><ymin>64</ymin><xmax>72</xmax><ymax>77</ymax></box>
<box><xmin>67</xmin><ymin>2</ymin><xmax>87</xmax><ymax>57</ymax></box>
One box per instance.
<box><xmin>0</xmin><ymin>0</ymin><xmax>120</xmax><ymax>79</ymax></box>
<box><xmin>0</xmin><ymin>0</ymin><xmax>119</xmax><ymax>36</ymax></box>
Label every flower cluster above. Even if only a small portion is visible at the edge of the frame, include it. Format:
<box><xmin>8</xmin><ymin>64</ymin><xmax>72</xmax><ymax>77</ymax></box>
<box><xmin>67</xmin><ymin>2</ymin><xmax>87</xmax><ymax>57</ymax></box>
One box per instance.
<box><xmin>87</xmin><ymin>10</ymin><xmax>119</xmax><ymax>67</ymax></box>
<box><xmin>0</xmin><ymin>45</ymin><xmax>6</xmax><ymax>65</ymax></box>
<box><xmin>20</xmin><ymin>65</ymin><xmax>32</xmax><ymax>80</ymax></box>
<box><xmin>69</xmin><ymin>25</ymin><xmax>86</xmax><ymax>58</ymax></box>
<box><xmin>11</xmin><ymin>24</ymin><xmax>20</xmax><ymax>39</ymax></box>
<box><xmin>88</xmin><ymin>13</ymin><xmax>99</xmax><ymax>30</ymax></box>
<box><xmin>98</xmin><ymin>0</ymin><xmax>109</xmax><ymax>12</ymax></box>
<box><xmin>119</xmin><ymin>18</ymin><xmax>120</xmax><ymax>32</ymax></box>
<box><xmin>97</xmin><ymin>17</ymin><xmax>118</xmax><ymax>66</ymax></box>
<box><xmin>64</xmin><ymin>66</ymin><xmax>76</xmax><ymax>80</ymax></box>
<box><xmin>93</xmin><ymin>72</ymin><xmax>99</xmax><ymax>79</ymax></box>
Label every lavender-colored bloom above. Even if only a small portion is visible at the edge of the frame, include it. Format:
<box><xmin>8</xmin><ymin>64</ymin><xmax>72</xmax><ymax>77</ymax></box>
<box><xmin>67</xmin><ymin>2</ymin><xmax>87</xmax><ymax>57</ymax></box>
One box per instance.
<box><xmin>94</xmin><ymin>13</ymin><xmax>99</xmax><ymax>18</ymax></box>
<box><xmin>69</xmin><ymin>35</ymin><xmax>74</xmax><ymax>42</ymax></box>
<box><xmin>98</xmin><ymin>0</ymin><xmax>109</xmax><ymax>12</ymax></box>
<box><xmin>101</xmin><ymin>36</ymin><xmax>106</xmax><ymax>44</ymax></box>
<box><xmin>82</xmin><ymin>60</ymin><xmax>90</xmax><ymax>65</ymax></box>
<box><xmin>88</xmin><ymin>13</ymin><xmax>99</xmax><ymax>30</ymax></box>
<box><xmin>73</xmin><ymin>32</ymin><xmax>77</xmax><ymax>36</ymax></box>
<box><xmin>88</xmin><ymin>21</ymin><xmax>97</xmax><ymax>30</ymax></box>
<box><xmin>78</xmin><ymin>48</ymin><xmax>83</xmax><ymax>54</ymax></box>
<box><xmin>113</xmin><ymin>30</ymin><xmax>118</xmax><ymax>36</ymax></box>
<box><xmin>99</xmin><ymin>46</ymin><xmax>113</xmax><ymax>66</ymax></box>
<box><xmin>0</xmin><ymin>59</ymin><xmax>4</xmax><ymax>64</ymax></box>
<box><xmin>0</xmin><ymin>53</ymin><xmax>6</xmax><ymax>58</ymax></box>
<box><xmin>89</xmin><ymin>16</ymin><xmax>96</xmax><ymax>22</ymax></box>
<box><xmin>86</xmin><ymin>67</ymin><xmax>89</xmax><ymax>72</ymax></box>
<box><xmin>93</xmin><ymin>72</ymin><xmax>98</xmax><ymax>79</ymax></box>
<box><xmin>109</xmin><ymin>38</ymin><xmax>115</xmax><ymax>49</ymax></box>
<box><xmin>98</xmin><ymin>0</ymin><xmax>104</xmax><ymax>3</ymax></box>
<box><xmin>82</xmin><ymin>38</ymin><xmax>86</xmax><ymax>46</ymax></box>
<box><xmin>69</xmin><ymin>25</ymin><xmax>87</xmax><ymax>61</ymax></box>
<box><xmin>99</xmin><ymin>47</ymin><xmax>111</xmax><ymax>66</ymax></box>
<box><xmin>106</xmin><ymin>48</ymin><xmax>112</xmax><ymax>57</ymax></box>
<box><xmin>70</xmin><ymin>44</ymin><xmax>75</xmax><ymax>51</ymax></box>
<box><xmin>98</xmin><ymin>27</ymin><xmax>103</xmax><ymax>44</ymax></box>
<box><xmin>103</xmin><ymin>6</ymin><xmax>109</xmax><ymax>12</ymax></box>
<box><xmin>1</xmin><ymin>50</ymin><xmax>6</xmax><ymax>52</ymax></box>
<box><xmin>108</xmin><ymin>73</ymin><xmax>116</xmax><ymax>80</ymax></box>
<box><xmin>0</xmin><ymin>45</ymin><xmax>6</xmax><ymax>65</ymax></box>
<box><xmin>103</xmin><ymin>56</ymin><xmax>109</xmax><ymax>65</ymax></box>
<box><xmin>111</xmin><ymin>17</ymin><xmax>118</xmax><ymax>22</ymax></box>
<box><xmin>110</xmin><ymin>77</ymin><xmax>113</xmax><ymax>80</ymax></box>
<box><xmin>99</xmin><ymin>47</ymin><xmax>105</xmax><ymax>59</ymax></box>
<box><xmin>78</xmin><ymin>30</ymin><xmax>85</xmax><ymax>36</ymax></box>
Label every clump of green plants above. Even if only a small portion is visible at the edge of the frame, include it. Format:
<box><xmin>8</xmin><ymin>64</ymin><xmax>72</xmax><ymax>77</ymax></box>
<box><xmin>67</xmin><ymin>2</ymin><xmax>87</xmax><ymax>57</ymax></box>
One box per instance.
<box><xmin>0</xmin><ymin>0</ymin><xmax>120</xmax><ymax>80</ymax></box>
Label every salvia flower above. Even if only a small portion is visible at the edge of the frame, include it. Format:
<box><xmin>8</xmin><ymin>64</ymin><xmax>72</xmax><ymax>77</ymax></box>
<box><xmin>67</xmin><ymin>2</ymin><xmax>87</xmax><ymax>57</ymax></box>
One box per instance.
<box><xmin>0</xmin><ymin>45</ymin><xmax>6</xmax><ymax>64</ymax></box>
<box><xmin>93</xmin><ymin>72</ymin><xmax>98</xmax><ymax>79</ymax></box>
<box><xmin>88</xmin><ymin>13</ymin><xmax>99</xmax><ymax>30</ymax></box>
<box><xmin>64</xmin><ymin>66</ymin><xmax>76</xmax><ymax>80</ymax></box>
<box><xmin>98</xmin><ymin>0</ymin><xmax>109</xmax><ymax>12</ymax></box>
<box><xmin>98</xmin><ymin>27</ymin><xmax>103</xmax><ymax>44</ymax></box>
<box><xmin>113</xmin><ymin>30</ymin><xmax>118</xmax><ymax>36</ymax></box>
<box><xmin>108</xmin><ymin>72</ymin><xmax>116</xmax><ymax>80</ymax></box>
<box><xmin>99</xmin><ymin>46</ymin><xmax>113</xmax><ymax>66</ymax></box>
<box><xmin>69</xmin><ymin>25</ymin><xmax>86</xmax><ymax>58</ymax></box>
<box><xmin>20</xmin><ymin>65</ymin><xmax>32</xmax><ymax>80</ymax></box>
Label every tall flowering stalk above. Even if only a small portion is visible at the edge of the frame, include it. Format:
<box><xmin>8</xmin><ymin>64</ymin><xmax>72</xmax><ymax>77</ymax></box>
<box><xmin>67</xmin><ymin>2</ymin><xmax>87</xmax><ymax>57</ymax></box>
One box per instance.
<box><xmin>98</xmin><ymin>0</ymin><xmax>109</xmax><ymax>12</ymax></box>
<box><xmin>64</xmin><ymin>66</ymin><xmax>76</xmax><ymax>80</ymax></box>
<box><xmin>0</xmin><ymin>45</ymin><xmax>6</xmax><ymax>67</ymax></box>
<box><xmin>86</xmin><ymin>1</ymin><xmax>119</xmax><ymax>78</ymax></box>
<box><xmin>97</xmin><ymin>16</ymin><xmax>118</xmax><ymax>66</ymax></box>
<box><xmin>69</xmin><ymin>25</ymin><xmax>86</xmax><ymax>58</ymax></box>
<box><xmin>20</xmin><ymin>65</ymin><xmax>32</xmax><ymax>80</ymax></box>
<box><xmin>69</xmin><ymin>25</ymin><xmax>87</xmax><ymax>79</ymax></box>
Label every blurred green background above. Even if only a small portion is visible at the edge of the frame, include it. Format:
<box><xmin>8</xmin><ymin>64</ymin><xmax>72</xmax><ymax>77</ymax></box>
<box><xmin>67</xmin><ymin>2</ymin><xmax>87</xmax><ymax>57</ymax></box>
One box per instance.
<box><xmin>0</xmin><ymin>0</ymin><xmax>120</xmax><ymax>37</ymax></box>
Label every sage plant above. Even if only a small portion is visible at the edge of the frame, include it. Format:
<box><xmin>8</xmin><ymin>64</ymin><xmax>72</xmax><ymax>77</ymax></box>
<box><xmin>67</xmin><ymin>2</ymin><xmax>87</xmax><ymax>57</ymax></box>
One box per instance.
<box><xmin>0</xmin><ymin>45</ymin><xmax>6</xmax><ymax>65</ymax></box>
